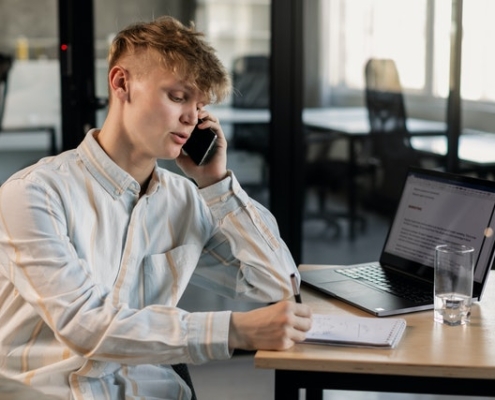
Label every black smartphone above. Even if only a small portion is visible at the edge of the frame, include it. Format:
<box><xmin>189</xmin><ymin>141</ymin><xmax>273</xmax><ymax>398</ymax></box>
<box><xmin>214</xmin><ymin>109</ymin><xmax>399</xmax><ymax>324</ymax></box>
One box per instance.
<box><xmin>183</xmin><ymin>122</ymin><xmax>218</xmax><ymax>166</ymax></box>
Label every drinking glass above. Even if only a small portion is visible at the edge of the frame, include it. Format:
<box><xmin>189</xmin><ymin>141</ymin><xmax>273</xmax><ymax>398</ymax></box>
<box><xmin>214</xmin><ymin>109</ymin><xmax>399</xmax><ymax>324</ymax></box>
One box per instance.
<box><xmin>434</xmin><ymin>244</ymin><xmax>474</xmax><ymax>326</ymax></box>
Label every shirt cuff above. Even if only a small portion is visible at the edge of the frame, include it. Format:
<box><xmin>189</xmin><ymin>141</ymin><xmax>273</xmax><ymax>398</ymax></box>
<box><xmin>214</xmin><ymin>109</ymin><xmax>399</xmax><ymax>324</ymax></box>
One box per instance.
<box><xmin>199</xmin><ymin>170</ymin><xmax>250</xmax><ymax>221</ymax></box>
<box><xmin>187</xmin><ymin>310</ymin><xmax>233</xmax><ymax>364</ymax></box>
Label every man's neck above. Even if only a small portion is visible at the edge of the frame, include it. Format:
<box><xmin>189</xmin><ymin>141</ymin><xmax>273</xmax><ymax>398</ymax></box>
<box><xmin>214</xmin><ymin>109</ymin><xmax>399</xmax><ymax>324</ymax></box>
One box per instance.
<box><xmin>93</xmin><ymin>127</ymin><xmax>156</xmax><ymax>189</ymax></box>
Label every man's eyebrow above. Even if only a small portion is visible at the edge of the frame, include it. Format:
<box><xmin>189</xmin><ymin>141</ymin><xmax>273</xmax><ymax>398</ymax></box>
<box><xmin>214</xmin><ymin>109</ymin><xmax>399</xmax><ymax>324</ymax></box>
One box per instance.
<box><xmin>175</xmin><ymin>81</ymin><xmax>208</xmax><ymax>102</ymax></box>
<box><xmin>178</xmin><ymin>81</ymin><xmax>196</xmax><ymax>93</ymax></box>
<box><xmin>165</xmin><ymin>81</ymin><xmax>192</xmax><ymax>94</ymax></box>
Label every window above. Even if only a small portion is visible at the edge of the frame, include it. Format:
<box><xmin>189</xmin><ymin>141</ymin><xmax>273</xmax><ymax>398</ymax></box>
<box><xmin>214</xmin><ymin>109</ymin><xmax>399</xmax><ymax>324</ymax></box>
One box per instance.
<box><xmin>323</xmin><ymin>0</ymin><xmax>495</xmax><ymax>105</ymax></box>
<box><xmin>325</xmin><ymin>0</ymin><xmax>429</xmax><ymax>92</ymax></box>
<box><xmin>460</xmin><ymin>0</ymin><xmax>495</xmax><ymax>102</ymax></box>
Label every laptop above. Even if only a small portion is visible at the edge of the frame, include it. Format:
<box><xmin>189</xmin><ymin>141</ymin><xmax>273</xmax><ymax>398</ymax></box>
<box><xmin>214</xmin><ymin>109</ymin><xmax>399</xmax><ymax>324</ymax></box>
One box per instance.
<box><xmin>301</xmin><ymin>166</ymin><xmax>495</xmax><ymax>317</ymax></box>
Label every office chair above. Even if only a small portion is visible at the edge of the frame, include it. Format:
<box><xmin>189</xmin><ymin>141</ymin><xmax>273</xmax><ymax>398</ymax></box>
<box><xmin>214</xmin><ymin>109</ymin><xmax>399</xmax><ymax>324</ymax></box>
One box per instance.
<box><xmin>0</xmin><ymin>52</ymin><xmax>57</xmax><ymax>158</ymax></box>
<box><xmin>363</xmin><ymin>58</ymin><xmax>425</xmax><ymax>214</ymax></box>
<box><xmin>172</xmin><ymin>363</ymin><xmax>197</xmax><ymax>400</ymax></box>
<box><xmin>304</xmin><ymin>127</ymin><xmax>373</xmax><ymax>238</ymax></box>
<box><xmin>231</xmin><ymin>55</ymin><xmax>270</xmax><ymax>196</ymax></box>
<box><xmin>232</xmin><ymin>55</ymin><xmax>269</xmax><ymax>110</ymax></box>
<box><xmin>304</xmin><ymin>132</ymin><xmax>347</xmax><ymax>237</ymax></box>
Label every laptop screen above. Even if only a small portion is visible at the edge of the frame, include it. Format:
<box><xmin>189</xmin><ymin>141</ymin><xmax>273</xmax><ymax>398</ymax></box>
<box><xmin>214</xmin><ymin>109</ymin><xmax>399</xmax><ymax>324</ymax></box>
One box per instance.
<box><xmin>380</xmin><ymin>167</ymin><xmax>495</xmax><ymax>295</ymax></box>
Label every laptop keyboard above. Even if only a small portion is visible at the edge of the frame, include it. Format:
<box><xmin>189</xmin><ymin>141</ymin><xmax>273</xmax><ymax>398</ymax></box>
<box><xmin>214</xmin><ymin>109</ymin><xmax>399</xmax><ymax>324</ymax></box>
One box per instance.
<box><xmin>336</xmin><ymin>264</ymin><xmax>433</xmax><ymax>304</ymax></box>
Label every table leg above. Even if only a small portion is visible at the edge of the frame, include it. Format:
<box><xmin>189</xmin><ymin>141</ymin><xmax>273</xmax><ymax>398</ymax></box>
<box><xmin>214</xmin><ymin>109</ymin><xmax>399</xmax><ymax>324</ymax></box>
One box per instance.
<box><xmin>306</xmin><ymin>388</ymin><xmax>324</xmax><ymax>400</ymax></box>
<box><xmin>274</xmin><ymin>370</ymin><xmax>300</xmax><ymax>400</ymax></box>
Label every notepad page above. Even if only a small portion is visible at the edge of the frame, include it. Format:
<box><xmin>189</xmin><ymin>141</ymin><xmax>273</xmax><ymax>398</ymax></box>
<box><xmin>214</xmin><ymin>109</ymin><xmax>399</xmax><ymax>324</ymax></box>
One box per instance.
<box><xmin>304</xmin><ymin>314</ymin><xmax>407</xmax><ymax>348</ymax></box>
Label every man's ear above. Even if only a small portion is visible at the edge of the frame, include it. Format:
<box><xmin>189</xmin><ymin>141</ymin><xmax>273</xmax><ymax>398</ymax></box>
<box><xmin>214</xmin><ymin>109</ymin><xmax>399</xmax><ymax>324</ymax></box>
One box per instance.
<box><xmin>109</xmin><ymin>66</ymin><xmax>129</xmax><ymax>101</ymax></box>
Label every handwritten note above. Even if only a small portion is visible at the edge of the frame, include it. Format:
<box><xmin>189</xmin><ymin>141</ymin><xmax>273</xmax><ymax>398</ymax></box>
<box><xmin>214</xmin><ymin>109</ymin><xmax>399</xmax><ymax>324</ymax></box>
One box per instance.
<box><xmin>305</xmin><ymin>314</ymin><xmax>407</xmax><ymax>348</ymax></box>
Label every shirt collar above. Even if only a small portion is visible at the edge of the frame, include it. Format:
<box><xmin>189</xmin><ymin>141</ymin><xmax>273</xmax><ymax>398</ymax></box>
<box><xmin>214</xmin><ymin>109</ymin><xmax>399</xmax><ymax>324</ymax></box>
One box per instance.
<box><xmin>77</xmin><ymin>129</ymin><xmax>142</xmax><ymax>199</ymax></box>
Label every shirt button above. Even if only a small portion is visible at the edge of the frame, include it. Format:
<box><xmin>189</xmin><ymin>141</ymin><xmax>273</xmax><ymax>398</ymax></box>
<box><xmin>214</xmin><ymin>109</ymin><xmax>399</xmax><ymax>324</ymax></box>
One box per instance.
<box><xmin>221</xmin><ymin>195</ymin><xmax>229</xmax><ymax>202</ymax></box>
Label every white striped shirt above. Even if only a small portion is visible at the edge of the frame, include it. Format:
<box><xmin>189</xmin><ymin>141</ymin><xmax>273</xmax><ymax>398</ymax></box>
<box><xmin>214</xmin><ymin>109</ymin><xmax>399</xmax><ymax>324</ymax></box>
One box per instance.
<box><xmin>0</xmin><ymin>130</ymin><xmax>299</xmax><ymax>399</ymax></box>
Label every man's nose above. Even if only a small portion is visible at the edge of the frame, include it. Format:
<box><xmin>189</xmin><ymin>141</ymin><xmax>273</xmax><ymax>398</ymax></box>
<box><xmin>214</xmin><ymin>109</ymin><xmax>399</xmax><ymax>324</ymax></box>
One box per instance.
<box><xmin>180</xmin><ymin>107</ymin><xmax>199</xmax><ymax>126</ymax></box>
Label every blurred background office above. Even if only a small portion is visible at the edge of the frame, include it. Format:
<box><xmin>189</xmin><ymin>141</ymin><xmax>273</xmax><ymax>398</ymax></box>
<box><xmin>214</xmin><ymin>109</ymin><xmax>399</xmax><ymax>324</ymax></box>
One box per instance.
<box><xmin>3</xmin><ymin>0</ymin><xmax>495</xmax><ymax>312</ymax></box>
<box><xmin>2</xmin><ymin>0</ymin><xmax>494</xmax><ymax>294</ymax></box>
<box><xmin>0</xmin><ymin>2</ymin><xmax>493</xmax><ymax>398</ymax></box>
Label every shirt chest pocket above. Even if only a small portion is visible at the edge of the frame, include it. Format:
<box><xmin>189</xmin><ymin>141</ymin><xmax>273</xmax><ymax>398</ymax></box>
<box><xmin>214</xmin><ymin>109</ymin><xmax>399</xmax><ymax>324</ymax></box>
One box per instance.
<box><xmin>142</xmin><ymin>244</ymin><xmax>201</xmax><ymax>306</ymax></box>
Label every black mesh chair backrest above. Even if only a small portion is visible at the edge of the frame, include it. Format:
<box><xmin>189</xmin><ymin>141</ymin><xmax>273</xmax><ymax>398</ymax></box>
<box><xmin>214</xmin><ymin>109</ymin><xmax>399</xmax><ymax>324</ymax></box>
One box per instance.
<box><xmin>364</xmin><ymin>58</ymin><xmax>423</xmax><ymax>210</ymax></box>
<box><xmin>232</xmin><ymin>55</ymin><xmax>269</xmax><ymax>109</ymax></box>
<box><xmin>364</xmin><ymin>58</ymin><xmax>414</xmax><ymax>160</ymax></box>
<box><xmin>0</xmin><ymin>53</ymin><xmax>13</xmax><ymax>130</ymax></box>
<box><xmin>231</xmin><ymin>55</ymin><xmax>270</xmax><ymax>160</ymax></box>
<box><xmin>366</xmin><ymin>90</ymin><xmax>407</xmax><ymax>133</ymax></box>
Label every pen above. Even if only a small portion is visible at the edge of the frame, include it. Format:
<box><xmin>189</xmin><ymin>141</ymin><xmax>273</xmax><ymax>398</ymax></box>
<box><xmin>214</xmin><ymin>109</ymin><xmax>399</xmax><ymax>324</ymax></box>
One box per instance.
<box><xmin>290</xmin><ymin>273</ymin><xmax>303</xmax><ymax>304</ymax></box>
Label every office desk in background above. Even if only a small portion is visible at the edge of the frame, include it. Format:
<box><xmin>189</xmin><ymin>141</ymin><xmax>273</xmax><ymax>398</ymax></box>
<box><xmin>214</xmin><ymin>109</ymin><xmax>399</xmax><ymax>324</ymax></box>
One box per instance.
<box><xmin>303</xmin><ymin>108</ymin><xmax>447</xmax><ymax>239</ymax></box>
<box><xmin>302</xmin><ymin>107</ymin><xmax>446</xmax><ymax>135</ymax></box>
<box><xmin>411</xmin><ymin>131</ymin><xmax>495</xmax><ymax>173</ymax></box>
<box><xmin>2</xmin><ymin>60</ymin><xmax>60</xmax><ymax>155</ymax></box>
<box><xmin>210</xmin><ymin>106</ymin><xmax>448</xmax><ymax>239</ymax></box>
<box><xmin>0</xmin><ymin>127</ymin><xmax>57</xmax><ymax>155</ymax></box>
<box><xmin>208</xmin><ymin>106</ymin><xmax>270</xmax><ymax>125</ymax></box>
<box><xmin>209</xmin><ymin>105</ymin><xmax>445</xmax><ymax>133</ymax></box>
<box><xmin>211</xmin><ymin>106</ymin><xmax>448</xmax><ymax>239</ymax></box>
<box><xmin>255</xmin><ymin>264</ymin><xmax>495</xmax><ymax>400</ymax></box>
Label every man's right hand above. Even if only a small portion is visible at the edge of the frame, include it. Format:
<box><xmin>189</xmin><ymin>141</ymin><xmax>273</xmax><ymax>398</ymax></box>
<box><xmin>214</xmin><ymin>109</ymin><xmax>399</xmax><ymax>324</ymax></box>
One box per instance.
<box><xmin>228</xmin><ymin>301</ymin><xmax>313</xmax><ymax>351</ymax></box>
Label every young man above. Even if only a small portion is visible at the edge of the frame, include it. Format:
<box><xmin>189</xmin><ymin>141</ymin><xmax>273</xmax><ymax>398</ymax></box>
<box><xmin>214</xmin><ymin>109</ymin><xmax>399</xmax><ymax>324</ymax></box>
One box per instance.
<box><xmin>0</xmin><ymin>16</ymin><xmax>312</xmax><ymax>400</ymax></box>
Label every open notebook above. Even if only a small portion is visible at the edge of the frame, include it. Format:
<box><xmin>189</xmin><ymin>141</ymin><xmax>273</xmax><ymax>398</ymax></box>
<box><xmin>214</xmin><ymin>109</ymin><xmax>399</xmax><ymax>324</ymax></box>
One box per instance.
<box><xmin>305</xmin><ymin>314</ymin><xmax>406</xmax><ymax>348</ymax></box>
<box><xmin>302</xmin><ymin>167</ymin><xmax>495</xmax><ymax>316</ymax></box>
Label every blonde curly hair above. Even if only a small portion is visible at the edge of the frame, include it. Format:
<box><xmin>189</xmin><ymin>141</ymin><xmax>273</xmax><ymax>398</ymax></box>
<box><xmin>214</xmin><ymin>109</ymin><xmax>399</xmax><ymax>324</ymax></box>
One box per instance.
<box><xmin>108</xmin><ymin>16</ymin><xmax>231</xmax><ymax>104</ymax></box>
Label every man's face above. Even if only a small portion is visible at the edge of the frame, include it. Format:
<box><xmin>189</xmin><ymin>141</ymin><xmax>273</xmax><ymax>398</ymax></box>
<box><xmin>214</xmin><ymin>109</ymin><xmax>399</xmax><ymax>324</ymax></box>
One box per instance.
<box><xmin>120</xmin><ymin>61</ymin><xmax>207</xmax><ymax>162</ymax></box>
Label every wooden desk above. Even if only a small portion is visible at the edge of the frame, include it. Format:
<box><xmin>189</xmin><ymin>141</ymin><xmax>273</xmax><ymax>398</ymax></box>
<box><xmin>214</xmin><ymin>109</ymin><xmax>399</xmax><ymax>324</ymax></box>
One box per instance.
<box><xmin>255</xmin><ymin>264</ymin><xmax>495</xmax><ymax>400</ymax></box>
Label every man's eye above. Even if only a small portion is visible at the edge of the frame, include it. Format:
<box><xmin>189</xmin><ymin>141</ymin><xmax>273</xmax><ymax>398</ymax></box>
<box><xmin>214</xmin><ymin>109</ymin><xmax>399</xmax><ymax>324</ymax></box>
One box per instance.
<box><xmin>169</xmin><ymin>94</ymin><xmax>184</xmax><ymax>102</ymax></box>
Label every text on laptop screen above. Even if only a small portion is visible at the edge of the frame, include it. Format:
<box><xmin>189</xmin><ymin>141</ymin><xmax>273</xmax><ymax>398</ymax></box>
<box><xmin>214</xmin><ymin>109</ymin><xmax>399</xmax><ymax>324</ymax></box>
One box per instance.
<box><xmin>383</xmin><ymin>170</ymin><xmax>495</xmax><ymax>284</ymax></box>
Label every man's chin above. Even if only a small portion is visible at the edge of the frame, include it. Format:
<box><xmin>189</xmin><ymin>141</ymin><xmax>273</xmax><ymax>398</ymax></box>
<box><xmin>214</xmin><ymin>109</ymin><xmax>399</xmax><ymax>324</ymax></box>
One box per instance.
<box><xmin>158</xmin><ymin>148</ymin><xmax>182</xmax><ymax>161</ymax></box>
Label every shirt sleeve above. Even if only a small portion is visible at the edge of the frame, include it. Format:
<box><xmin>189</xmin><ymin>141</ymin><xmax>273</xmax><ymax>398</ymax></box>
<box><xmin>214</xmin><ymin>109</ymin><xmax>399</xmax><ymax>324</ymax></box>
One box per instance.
<box><xmin>194</xmin><ymin>170</ymin><xmax>300</xmax><ymax>302</ymax></box>
<box><xmin>0</xmin><ymin>178</ymin><xmax>231</xmax><ymax>366</ymax></box>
